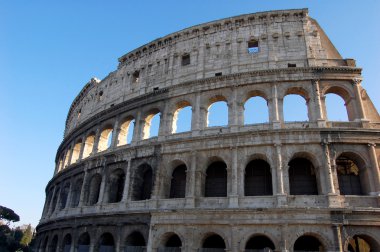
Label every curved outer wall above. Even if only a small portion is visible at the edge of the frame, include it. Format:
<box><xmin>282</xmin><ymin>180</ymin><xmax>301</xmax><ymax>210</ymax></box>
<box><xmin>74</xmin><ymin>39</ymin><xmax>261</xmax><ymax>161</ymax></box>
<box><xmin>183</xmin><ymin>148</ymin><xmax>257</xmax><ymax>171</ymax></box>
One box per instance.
<box><xmin>36</xmin><ymin>9</ymin><xmax>380</xmax><ymax>252</ymax></box>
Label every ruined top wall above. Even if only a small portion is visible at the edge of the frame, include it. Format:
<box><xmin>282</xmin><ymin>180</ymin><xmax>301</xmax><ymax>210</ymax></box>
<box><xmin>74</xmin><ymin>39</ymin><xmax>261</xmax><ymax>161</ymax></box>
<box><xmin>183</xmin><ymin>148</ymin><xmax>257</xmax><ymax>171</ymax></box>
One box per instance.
<box><xmin>64</xmin><ymin>8</ymin><xmax>352</xmax><ymax>137</ymax></box>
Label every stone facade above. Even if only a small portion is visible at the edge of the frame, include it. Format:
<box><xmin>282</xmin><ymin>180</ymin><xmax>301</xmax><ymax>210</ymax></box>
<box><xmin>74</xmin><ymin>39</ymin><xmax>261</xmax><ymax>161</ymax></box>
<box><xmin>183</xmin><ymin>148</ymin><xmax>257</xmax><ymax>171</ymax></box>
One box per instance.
<box><xmin>35</xmin><ymin>9</ymin><xmax>380</xmax><ymax>252</ymax></box>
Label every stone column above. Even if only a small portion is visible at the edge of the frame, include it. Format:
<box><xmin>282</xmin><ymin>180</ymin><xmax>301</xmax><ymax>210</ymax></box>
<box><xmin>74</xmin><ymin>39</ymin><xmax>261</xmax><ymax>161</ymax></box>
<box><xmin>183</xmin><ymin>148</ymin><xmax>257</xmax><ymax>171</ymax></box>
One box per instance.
<box><xmin>312</xmin><ymin>79</ymin><xmax>326</xmax><ymax>127</ymax></box>
<box><xmin>321</xmin><ymin>141</ymin><xmax>336</xmax><ymax>195</ymax></box>
<box><xmin>122</xmin><ymin>159</ymin><xmax>132</xmax><ymax>202</ymax></box>
<box><xmin>275</xmin><ymin>143</ymin><xmax>287</xmax><ymax>206</ymax></box>
<box><xmin>191</xmin><ymin>92</ymin><xmax>201</xmax><ymax>136</ymax></box>
<box><xmin>110</xmin><ymin>118</ymin><xmax>120</xmax><ymax>149</ymax></box>
<box><xmin>368</xmin><ymin>143</ymin><xmax>380</xmax><ymax>195</ymax></box>
<box><xmin>158</xmin><ymin>102</ymin><xmax>169</xmax><ymax>139</ymax></box>
<box><xmin>186</xmin><ymin>151</ymin><xmax>197</xmax><ymax>207</ymax></box>
<box><xmin>98</xmin><ymin>165</ymin><xmax>108</xmax><ymax>204</ymax></box>
<box><xmin>196</xmin><ymin>42</ymin><xmax>205</xmax><ymax>79</ymax></box>
<box><xmin>78</xmin><ymin>169</ymin><xmax>90</xmax><ymax>207</ymax></box>
<box><xmin>333</xmin><ymin>225</ymin><xmax>344</xmax><ymax>252</ymax></box>
<box><xmin>132</xmin><ymin>110</ymin><xmax>142</xmax><ymax>143</ymax></box>
<box><xmin>199</xmin><ymin>105</ymin><xmax>208</xmax><ymax>129</ymax></box>
<box><xmin>92</xmin><ymin>128</ymin><xmax>101</xmax><ymax>154</ymax></box>
<box><xmin>47</xmin><ymin>186</ymin><xmax>57</xmax><ymax>215</ymax></box>
<box><xmin>352</xmin><ymin>78</ymin><xmax>367</xmax><ymax>121</ymax></box>
<box><xmin>229</xmin><ymin>147</ymin><xmax>239</xmax><ymax>207</ymax></box>
<box><xmin>271</xmin><ymin>84</ymin><xmax>281</xmax><ymax>129</ymax></box>
<box><xmin>78</xmin><ymin>136</ymin><xmax>86</xmax><ymax>161</ymax></box>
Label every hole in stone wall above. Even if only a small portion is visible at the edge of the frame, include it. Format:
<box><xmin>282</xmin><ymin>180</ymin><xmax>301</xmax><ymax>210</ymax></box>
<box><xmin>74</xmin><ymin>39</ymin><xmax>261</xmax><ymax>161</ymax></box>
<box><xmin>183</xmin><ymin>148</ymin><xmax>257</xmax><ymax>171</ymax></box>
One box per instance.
<box><xmin>207</xmin><ymin>101</ymin><xmax>228</xmax><ymax>127</ymax></box>
<box><xmin>172</xmin><ymin>106</ymin><xmax>192</xmax><ymax>133</ymax></box>
<box><xmin>181</xmin><ymin>54</ymin><xmax>190</xmax><ymax>66</ymax></box>
<box><xmin>244</xmin><ymin>96</ymin><xmax>268</xmax><ymax>124</ymax></box>
<box><xmin>283</xmin><ymin>94</ymin><xmax>308</xmax><ymax>122</ymax></box>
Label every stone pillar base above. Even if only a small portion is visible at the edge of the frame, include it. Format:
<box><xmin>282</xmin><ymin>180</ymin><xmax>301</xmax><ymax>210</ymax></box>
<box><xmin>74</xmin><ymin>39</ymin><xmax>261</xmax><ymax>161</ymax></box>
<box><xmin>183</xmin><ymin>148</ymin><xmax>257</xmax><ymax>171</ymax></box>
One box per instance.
<box><xmin>229</xmin><ymin>195</ymin><xmax>239</xmax><ymax>208</ymax></box>
<box><xmin>272</xmin><ymin>121</ymin><xmax>281</xmax><ymax>129</ymax></box>
<box><xmin>328</xmin><ymin>194</ymin><xmax>342</xmax><ymax>208</ymax></box>
<box><xmin>185</xmin><ymin>197</ymin><xmax>195</xmax><ymax>208</ymax></box>
<box><xmin>317</xmin><ymin>119</ymin><xmax>326</xmax><ymax>127</ymax></box>
<box><xmin>276</xmin><ymin>194</ymin><xmax>287</xmax><ymax>207</ymax></box>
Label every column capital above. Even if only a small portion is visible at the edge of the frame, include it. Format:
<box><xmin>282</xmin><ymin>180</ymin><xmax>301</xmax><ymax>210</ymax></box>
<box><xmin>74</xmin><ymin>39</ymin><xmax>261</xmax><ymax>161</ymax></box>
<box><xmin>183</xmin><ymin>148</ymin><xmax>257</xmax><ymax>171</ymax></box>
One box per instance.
<box><xmin>352</xmin><ymin>77</ymin><xmax>363</xmax><ymax>86</ymax></box>
<box><xmin>368</xmin><ymin>143</ymin><xmax>377</xmax><ymax>147</ymax></box>
<box><xmin>311</xmin><ymin>78</ymin><xmax>320</xmax><ymax>85</ymax></box>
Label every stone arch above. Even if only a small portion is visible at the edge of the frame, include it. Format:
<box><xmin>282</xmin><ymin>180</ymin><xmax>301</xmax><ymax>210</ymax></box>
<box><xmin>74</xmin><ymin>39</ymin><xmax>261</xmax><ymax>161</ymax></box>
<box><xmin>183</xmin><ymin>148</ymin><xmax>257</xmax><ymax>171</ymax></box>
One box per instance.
<box><xmin>87</xmin><ymin>173</ymin><xmax>102</xmax><ymax>205</ymax></box>
<box><xmin>70</xmin><ymin>139</ymin><xmax>82</xmax><ymax>164</ymax></box>
<box><xmin>131</xmin><ymin>163</ymin><xmax>154</xmax><ymax>201</ymax></box>
<box><xmin>201</xmin><ymin>232</ymin><xmax>227</xmax><ymax>250</ymax></box>
<box><xmin>62</xmin><ymin>233</ymin><xmax>72</xmax><ymax>252</ymax></box>
<box><xmin>125</xmin><ymin>231</ymin><xmax>146</xmax><ymax>249</ymax></box>
<box><xmin>41</xmin><ymin>236</ymin><xmax>49</xmax><ymax>252</ymax></box>
<box><xmin>117</xmin><ymin>115</ymin><xmax>135</xmax><ymax>146</ymax></box>
<box><xmin>336</xmin><ymin>151</ymin><xmax>370</xmax><ymax>195</ymax></box>
<box><xmin>50</xmin><ymin>186</ymin><xmax>60</xmax><ymax>214</ymax></box>
<box><xmin>78</xmin><ymin>232</ymin><xmax>91</xmax><ymax>252</ymax></box>
<box><xmin>70</xmin><ymin>177</ymin><xmax>83</xmax><ymax>207</ymax></box>
<box><xmin>244</xmin><ymin>234</ymin><xmax>276</xmax><ymax>251</ymax></box>
<box><xmin>344</xmin><ymin>232</ymin><xmax>380</xmax><ymax>252</ymax></box>
<box><xmin>323</xmin><ymin>86</ymin><xmax>353</xmax><ymax>121</ymax></box>
<box><xmin>157</xmin><ymin>232</ymin><xmax>183</xmax><ymax>250</ymax></box>
<box><xmin>288</xmin><ymin>152</ymin><xmax>319</xmax><ymax>195</ymax></box>
<box><xmin>207</xmin><ymin>95</ymin><xmax>229</xmax><ymax>127</ymax></box>
<box><xmin>292</xmin><ymin>233</ymin><xmax>327</xmax><ymax>252</ymax></box>
<box><xmin>205</xmin><ymin>157</ymin><xmax>228</xmax><ymax>197</ymax></box>
<box><xmin>98</xmin><ymin>232</ymin><xmax>115</xmax><ymax>252</ymax></box>
<box><xmin>143</xmin><ymin>108</ymin><xmax>161</xmax><ymax>139</ymax></box>
<box><xmin>244</xmin><ymin>159</ymin><xmax>273</xmax><ymax>196</ymax></box>
<box><xmin>98</xmin><ymin>124</ymin><xmax>113</xmax><ymax>152</ymax></box>
<box><xmin>106</xmin><ymin>168</ymin><xmax>125</xmax><ymax>203</ymax></box>
<box><xmin>49</xmin><ymin>235</ymin><xmax>58</xmax><ymax>252</ymax></box>
<box><xmin>169</xmin><ymin>163</ymin><xmax>187</xmax><ymax>199</ymax></box>
<box><xmin>59</xmin><ymin>182</ymin><xmax>70</xmax><ymax>210</ymax></box>
<box><xmin>83</xmin><ymin>132</ymin><xmax>96</xmax><ymax>159</ymax></box>
<box><xmin>172</xmin><ymin>100</ymin><xmax>192</xmax><ymax>133</ymax></box>
<box><xmin>244</xmin><ymin>90</ymin><xmax>269</xmax><ymax>124</ymax></box>
<box><xmin>283</xmin><ymin>86</ymin><xmax>311</xmax><ymax>122</ymax></box>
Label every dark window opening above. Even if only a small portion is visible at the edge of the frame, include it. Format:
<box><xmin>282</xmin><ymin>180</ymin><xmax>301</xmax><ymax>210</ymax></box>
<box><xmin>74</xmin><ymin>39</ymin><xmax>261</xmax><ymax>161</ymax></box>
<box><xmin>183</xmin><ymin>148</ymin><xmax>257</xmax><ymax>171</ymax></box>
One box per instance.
<box><xmin>169</xmin><ymin>165</ymin><xmax>187</xmax><ymax>198</ymax></box>
<box><xmin>245</xmin><ymin>160</ymin><xmax>273</xmax><ymax>196</ymax></box>
<box><xmin>288</xmin><ymin>63</ymin><xmax>297</xmax><ymax>67</ymax></box>
<box><xmin>125</xmin><ymin>232</ymin><xmax>146</xmax><ymax>250</ymax></box>
<box><xmin>165</xmin><ymin>235</ymin><xmax>182</xmax><ymax>247</ymax></box>
<box><xmin>153</xmin><ymin>87</ymin><xmax>159</xmax><ymax>91</ymax></box>
<box><xmin>99</xmin><ymin>233</ymin><xmax>115</xmax><ymax>252</ymax></box>
<box><xmin>215</xmin><ymin>72</ymin><xmax>222</xmax><ymax>77</ymax></box>
<box><xmin>289</xmin><ymin>158</ymin><xmax>318</xmax><ymax>195</ymax></box>
<box><xmin>337</xmin><ymin>157</ymin><xmax>363</xmax><ymax>195</ymax></box>
<box><xmin>245</xmin><ymin>235</ymin><xmax>275</xmax><ymax>251</ymax></box>
<box><xmin>88</xmin><ymin>174</ymin><xmax>102</xmax><ymax>205</ymax></box>
<box><xmin>108</xmin><ymin>170</ymin><xmax>126</xmax><ymax>203</ymax></box>
<box><xmin>132</xmin><ymin>164</ymin><xmax>153</xmax><ymax>201</ymax></box>
<box><xmin>205</xmin><ymin>161</ymin><xmax>227</xmax><ymax>197</ymax></box>
<box><xmin>294</xmin><ymin>235</ymin><xmax>323</xmax><ymax>252</ymax></box>
<box><xmin>248</xmin><ymin>40</ymin><xmax>259</xmax><ymax>54</ymax></box>
<box><xmin>63</xmin><ymin>234</ymin><xmax>72</xmax><ymax>252</ymax></box>
<box><xmin>181</xmin><ymin>54</ymin><xmax>190</xmax><ymax>66</ymax></box>
<box><xmin>78</xmin><ymin>232</ymin><xmax>91</xmax><ymax>252</ymax></box>
<box><xmin>132</xmin><ymin>71</ymin><xmax>140</xmax><ymax>83</ymax></box>
<box><xmin>202</xmin><ymin>235</ymin><xmax>226</xmax><ymax>249</ymax></box>
<box><xmin>70</xmin><ymin>179</ymin><xmax>83</xmax><ymax>207</ymax></box>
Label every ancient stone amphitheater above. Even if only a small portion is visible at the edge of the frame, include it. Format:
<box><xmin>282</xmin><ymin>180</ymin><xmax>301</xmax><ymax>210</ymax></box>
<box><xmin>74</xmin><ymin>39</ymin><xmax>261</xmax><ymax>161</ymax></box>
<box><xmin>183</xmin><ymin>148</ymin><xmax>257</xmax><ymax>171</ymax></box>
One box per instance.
<box><xmin>35</xmin><ymin>8</ymin><xmax>380</xmax><ymax>252</ymax></box>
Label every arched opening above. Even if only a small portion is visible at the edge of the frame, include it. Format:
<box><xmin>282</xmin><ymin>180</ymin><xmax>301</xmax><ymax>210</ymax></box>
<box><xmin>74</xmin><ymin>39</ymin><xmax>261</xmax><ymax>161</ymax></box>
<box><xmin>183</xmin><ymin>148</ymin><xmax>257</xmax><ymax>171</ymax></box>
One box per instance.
<box><xmin>244</xmin><ymin>96</ymin><xmax>268</xmax><ymax>124</ymax></box>
<box><xmin>169</xmin><ymin>165</ymin><xmax>187</xmax><ymax>198</ymax></box>
<box><xmin>83</xmin><ymin>133</ymin><xmax>95</xmax><ymax>159</ymax></box>
<box><xmin>87</xmin><ymin>174</ymin><xmax>102</xmax><ymax>205</ymax></box>
<box><xmin>244</xmin><ymin>160</ymin><xmax>273</xmax><ymax>196</ymax></box>
<box><xmin>70</xmin><ymin>140</ymin><xmax>82</xmax><ymax>164</ymax></box>
<box><xmin>70</xmin><ymin>178</ymin><xmax>83</xmax><ymax>207</ymax></box>
<box><xmin>50</xmin><ymin>187</ymin><xmax>60</xmax><ymax>213</ymax></box>
<box><xmin>125</xmin><ymin>232</ymin><xmax>146</xmax><ymax>251</ymax></box>
<box><xmin>172</xmin><ymin>104</ymin><xmax>192</xmax><ymax>133</ymax></box>
<box><xmin>336</xmin><ymin>155</ymin><xmax>364</xmax><ymax>195</ymax></box>
<box><xmin>99</xmin><ymin>233</ymin><xmax>115</xmax><ymax>252</ymax></box>
<box><xmin>283</xmin><ymin>93</ymin><xmax>309</xmax><ymax>122</ymax></box>
<box><xmin>59</xmin><ymin>183</ymin><xmax>70</xmax><ymax>210</ymax></box>
<box><xmin>62</xmin><ymin>234</ymin><xmax>72</xmax><ymax>252</ymax></box>
<box><xmin>98</xmin><ymin>127</ymin><xmax>113</xmax><ymax>152</ymax></box>
<box><xmin>289</xmin><ymin>158</ymin><xmax>318</xmax><ymax>195</ymax></box>
<box><xmin>325</xmin><ymin>93</ymin><xmax>349</xmax><ymax>121</ymax></box>
<box><xmin>78</xmin><ymin>232</ymin><xmax>91</xmax><ymax>252</ymax></box>
<box><xmin>202</xmin><ymin>234</ymin><xmax>226</xmax><ymax>251</ymax></box>
<box><xmin>248</xmin><ymin>39</ymin><xmax>259</xmax><ymax>53</ymax></box>
<box><xmin>42</xmin><ymin>236</ymin><xmax>49</xmax><ymax>252</ymax></box>
<box><xmin>143</xmin><ymin>110</ymin><xmax>161</xmax><ymax>139</ymax></box>
<box><xmin>132</xmin><ymin>164</ymin><xmax>153</xmax><ymax>201</ymax></box>
<box><xmin>245</xmin><ymin>235</ymin><xmax>275</xmax><ymax>251</ymax></box>
<box><xmin>294</xmin><ymin>235</ymin><xmax>324</xmax><ymax>252</ymax></box>
<box><xmin>205</xmin><ymin>161</ymin><xmax>227</xmax><ymax>197</ymax></box>
<box><xmin>107</xmin><ymin>169</ymin><xmax>126</xmax><ymax>203</ymax></box>
<box><xmin>49</xmin><ymin>235</ymin><xmax>58</xmax><ymax>252</ymax></box>
<box><xmin>117</xmin><ymin>117</ymin><xmax>135</xmax><ymax>146</ymax></box>
<box><xmin>347</xmin><ymin>235</ymin><xmax>380</xmax><ymax>252</ymax></box>
<box><xmin>207</xmin><ymin>99</ymin><xmax>228</xmax><ymax>127</ymax></box>
<box><xmin>158</xmin><ymin>234</ymin><xmax>182</xmax><ymax>252</ymax></box>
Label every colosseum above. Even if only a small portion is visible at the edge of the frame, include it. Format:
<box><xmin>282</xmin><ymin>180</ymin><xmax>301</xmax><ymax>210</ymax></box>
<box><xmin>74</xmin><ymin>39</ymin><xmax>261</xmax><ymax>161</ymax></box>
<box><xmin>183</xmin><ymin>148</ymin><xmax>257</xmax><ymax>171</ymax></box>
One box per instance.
<box><xmin>35</xmin><ymin>8</ymin><xmax>380</xmax><ymax>252</ymax></box>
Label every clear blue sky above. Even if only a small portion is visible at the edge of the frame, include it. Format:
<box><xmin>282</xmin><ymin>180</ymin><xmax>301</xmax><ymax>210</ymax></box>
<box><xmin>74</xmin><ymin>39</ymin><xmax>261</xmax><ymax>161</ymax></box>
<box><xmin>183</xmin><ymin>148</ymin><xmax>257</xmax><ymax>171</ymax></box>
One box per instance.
<box><xmin>1</xmin><ymin>0</ymin><xmax>379</xmax><ymax>228</ymax></box>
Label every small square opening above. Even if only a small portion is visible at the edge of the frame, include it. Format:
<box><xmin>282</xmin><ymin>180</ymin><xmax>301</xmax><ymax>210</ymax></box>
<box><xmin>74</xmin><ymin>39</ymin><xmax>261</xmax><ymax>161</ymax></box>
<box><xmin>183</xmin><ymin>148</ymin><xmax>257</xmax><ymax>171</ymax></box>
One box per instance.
<box><xmin>181</xmin><ymin>54</ymin><xmax>190</xmax><ymax>66</ymax></box>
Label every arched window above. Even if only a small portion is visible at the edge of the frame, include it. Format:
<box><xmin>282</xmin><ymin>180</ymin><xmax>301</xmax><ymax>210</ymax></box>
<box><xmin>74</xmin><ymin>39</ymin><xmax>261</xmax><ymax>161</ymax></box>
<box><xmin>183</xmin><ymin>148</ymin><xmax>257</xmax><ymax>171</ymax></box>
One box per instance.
<box><xmin>207</xmin><ymin>98</ymin><xmax>228</xmax><ymax>127</ymax></box>
<box><xmin>62</xmin><ymin>234</ymin><xmax>72</xmax><ymax>252</ymax></box>
<box><xmin>99</xmin><ymin>233</ymin><xmax>115</xmax><ymax>252</ymax></box>
<box><xmin>205</xmin><ymin>161</ymin><xmax>227</xmax><ymax>197</ymax></box>
<box><xmin>132</xmin><ymin>164</ymin><xmax>153</xmax><ymax>201</ymax></box>
<box><xmin>159</xmin><ymin>234</ymin><xmax>182</xmax><ymax>252</ymax></box>
<box><xmin>87</xmin><ymin>174</ymin><xmax>102</xmax><ymax>205</ymax></box>
<box><xmin>83</xmin><ymin>133</ymin><xmax>95</xmax><ymax>159</ymax></box>
<box><xmin>78</xmin><ymin>232</ymin><xmax>91</xmax><ymax>252</ymax></box>
<box><xmin>125</xmin><ymin>232</ymin><xmax>146</xmax><ymax>251</ymax></box>
<box><xmin>283</xmin><ymin>94</ymin><xmax>309</xmax><ymax>122</ymax></box>
<box><xmin>50</xmin><ymin>187</ymin><xmax>60</xmax><ymax>213</ymax></box>
<box><xmin>202</xmin><ymin>234</ymin><xmax>226</xmax><ymax>251</ymax></box>
<box><xmin>169</xmin><ymin>165</ymin><xmax>187</xmax><ymax>198</ymax></box>
<box><xmin>59</xmin><ymin>183</ymin><xmax>70</xmax><ymax>210</ymax></box>
<box><xmin>98</xmin><ymin>127</ymin><xmax>113</xmax><ymax>152</ymax></box>
<box><xmin>244</xmin><ymin>96</ymin><xmax>268</xmax><ymax>124</ymax></box>
<box><xmin>288</xmin><ymin>158</ymin><xmax>318</xmax><ymax>195</ymax></box>
<box><xmin>70</xmin><ymin>140</ymin><xmax>82</xmax><ymax>164</ymax></box>
<box><xmin>70</xmin><ymin>178</ymin><xmax>83</xmax><ymax>207</ymax></box>
<box><xmin>172</xmin><ymin>103</ymin><xmax>192</xmax><ymax>133</ymax></box>
<box><xmin>107</xmin><ymin>169</ymin><xmax>125</xmax><ymax>203</ymax></box>
<box><xmin>49</xmin><ymin>235</ymin><xmax>58</xmax><ymax>252</ymax></box>
<box><xmin>143</xmin><ymin>110</ymin><xmax>161</xmax><ymax>139</ymax></box>
<box><xmin>336</xmin><ymin>156</ymin><xmax>363</xmax><ymax>195</ymax></box>
<box><xmin>347</xmin><ymin>235</ymin><xmax>380</xmax><ymax>252</ymax></box>
<box><xmin>117</xmin><ymin>118</ymin><xmax>135</xmax><ymax>146</ymax></box>
<box><xmin>325</xmin><ymin>93</ymin><xmax>349</xmax><ymax>121</ymax></box>
<box><xmin>245</xmin><ymin>160</ymin><xmax>272</xmax><ymax>196</ymax></box>
<box><xmin>294</xmin><ymin>235</ymin><xmax>323</xmax><ymax>252</ymax></box>
<box><xmin>245</xmin><ymin>235</ymin><xmax>275</xmax><ymax>251</ymax></box>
